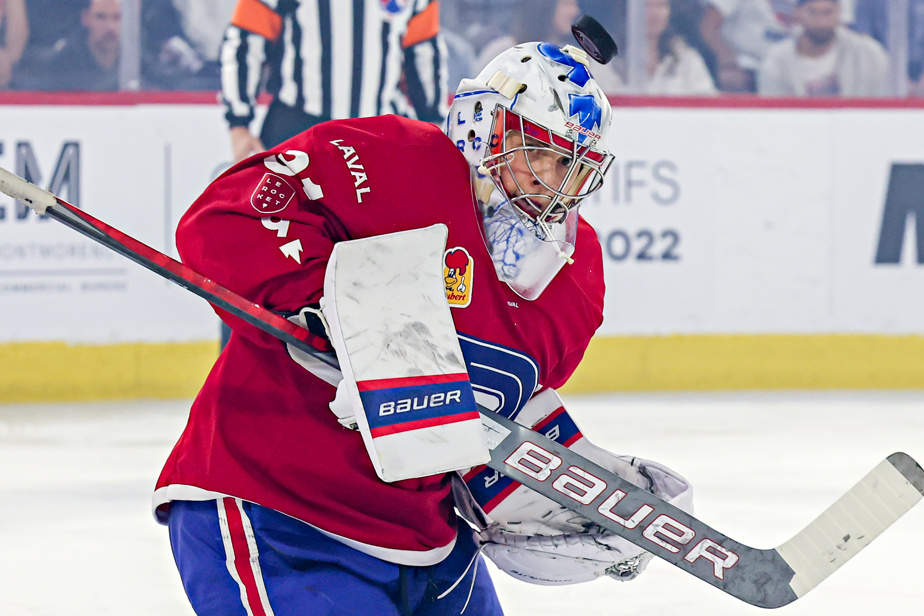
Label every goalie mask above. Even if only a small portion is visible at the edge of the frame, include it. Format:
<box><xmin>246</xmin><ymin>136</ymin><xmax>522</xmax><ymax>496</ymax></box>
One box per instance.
<box><xmin>447</xmin><ymin>42</ymin><xmax>614</xmax><ymax>300</ymax></box>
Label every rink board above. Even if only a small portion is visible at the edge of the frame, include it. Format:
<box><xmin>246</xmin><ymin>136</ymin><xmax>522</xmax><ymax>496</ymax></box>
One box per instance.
<box><xmin>1</xmin><ymin>95</ymin><xmax>924</xmax><ymax>400</ymax></box>
<box><xmin>4</xmin><ymin>334</ymin><xmax>924</xmax><ymax>402</ymax></box>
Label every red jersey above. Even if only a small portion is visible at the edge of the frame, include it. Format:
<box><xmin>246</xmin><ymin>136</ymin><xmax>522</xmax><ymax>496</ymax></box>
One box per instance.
<box><xmin>154</xmin><ymin>115</ymin><xmax>604</xmax><ymax>565</ymax></box>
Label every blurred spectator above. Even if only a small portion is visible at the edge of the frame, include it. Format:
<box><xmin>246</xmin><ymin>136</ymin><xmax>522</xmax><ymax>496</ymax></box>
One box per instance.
<box><xmin>475</xmin><ymin>0</ymin><xmax>582</xmax><ymax>72</ymax></box>
<box><xmin>13</xmin><ymin>0</ymin><xmax>83</xmax><ymax>83</ymax></box>
<box><xmin>172</xmin><ymin>1</ymin><xmax>237</xmax><ymax>64</ymax></box>
<box><xmin>439</xmin><ymin>0</ymin><xmax>478</xmax><ymax>92</ymax></box>
<box><xmin>645</xmin><ymin>0</ymin><xmax>717</xmax><ymax>95</ymax></box>
<box><xmin>670</xmin><ymin>0</ymin><xmax>719</xmax><ymax>74</ymax></box>
<box><xmin>700</xmin><ymin>0</ymin><xmax>791</xmax><ymax>92</ymax></box>
<box><xmin>142</xmin><ymin>0</ymin><xmax>229</xmax><ymax>90</ymax></box>
<box><xmin>601</xmin><ymin>0</ymin><xmax>717</xmax><ymax>95</ymax></box>
<box><xmin>852</xmin><ymin>0</ymin><xmax>924</xmax><ymax>96</ymax></box>
<box><xmin>0</xmin><ymin>0</ymin><xmax>28</xmax><ymax>89</ymax></box>
<box><xmin>13</xmin><ymin>0</ymin><xmax>121</xmax><ymax>91</ymax></box>
<box><xmin>759</xmin><ymin>0</ymin><xmax>889</xmax><ymax>97</ymax></box>
<box><xmin>443</xmin><ymin>0</ymin><xmax>524</xmax><ymax>59</ymax></box>
<box><xmin>768</xmin><ymin>0</ymin><xmax>798</xmax><ymax>27</ymax></box>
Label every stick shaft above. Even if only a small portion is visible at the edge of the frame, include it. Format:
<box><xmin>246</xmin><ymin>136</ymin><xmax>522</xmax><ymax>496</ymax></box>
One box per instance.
<box><xmin>46</xmin><ymin>197</ymin><xmax>338</xmax><ymax>369</ymax></box>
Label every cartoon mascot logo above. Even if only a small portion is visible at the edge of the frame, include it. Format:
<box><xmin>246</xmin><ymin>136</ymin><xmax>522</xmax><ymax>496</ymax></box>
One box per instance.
<box><xmin>444</xmin><ymin>247</ymin><xmax>473</xmax><ymax>308</ymax></box>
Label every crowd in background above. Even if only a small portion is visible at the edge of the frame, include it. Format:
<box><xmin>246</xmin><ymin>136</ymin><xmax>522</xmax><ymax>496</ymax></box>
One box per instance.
<box><xmin>1</xmin><ymin>0</ymin><xmax>232</xmax><ymax>91</ymax></box>
<box><xmin>0</xmin><ymin>0</ymin><xmax>921</xmax><ymax>98</ymax></box>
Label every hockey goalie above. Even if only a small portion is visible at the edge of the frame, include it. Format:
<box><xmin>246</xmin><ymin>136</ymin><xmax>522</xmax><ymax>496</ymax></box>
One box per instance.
<box><xmin>1</xmin><ymin>10</ymin><xmax>916</xmax><ymax>613</ymax></box>
<box><xmin>152</xmin><ymin>35</ymin><xmax>692</xmax><ymax>616</ymax></box>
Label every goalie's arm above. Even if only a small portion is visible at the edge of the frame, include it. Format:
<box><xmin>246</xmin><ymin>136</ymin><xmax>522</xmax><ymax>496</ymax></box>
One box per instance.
<box><xmin>175</xmin><ymin>123</ymin><xmax>423</xmax><ymax>349</ymax></box>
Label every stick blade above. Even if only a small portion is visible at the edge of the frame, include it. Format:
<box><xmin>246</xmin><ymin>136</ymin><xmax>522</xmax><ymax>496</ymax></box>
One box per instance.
<box><xmin>889</xmin><ymin>451</ymin><xmax>924</xmax><ymax>494</ymax></box>
<box><xmin>776</xmin><ymin>453</ymin><xmax>924</xmax><ymax>599</ymax></box>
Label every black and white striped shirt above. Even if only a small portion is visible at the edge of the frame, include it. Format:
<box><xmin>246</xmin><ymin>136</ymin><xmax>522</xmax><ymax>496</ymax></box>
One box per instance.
<box><xmin>221</xmin><ymin>0</ymin><xmax>448</xmax><ymax>128</ymax></box>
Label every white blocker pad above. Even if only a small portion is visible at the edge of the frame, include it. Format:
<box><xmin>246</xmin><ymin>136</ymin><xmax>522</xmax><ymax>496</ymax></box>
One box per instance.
<box><xmin>321</xmin><ymin>224</ymin><xmax>490</xmax><ymax>482</ymax></box>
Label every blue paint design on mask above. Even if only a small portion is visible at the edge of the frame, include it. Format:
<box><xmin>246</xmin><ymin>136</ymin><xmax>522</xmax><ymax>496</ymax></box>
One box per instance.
<box><xmin>568</xmin><ymin>94</ymin><xmax>603</xmax><ymax>143</ymax></box>
<box><xmin>537</xmin><ymin>43</ymin><xmax>602</xmax><ymax>142</ymax></box>
<box><xmin>537</xmin><ymin>42</ymin><xmax>591</xmax><ymax>87</ymax></box>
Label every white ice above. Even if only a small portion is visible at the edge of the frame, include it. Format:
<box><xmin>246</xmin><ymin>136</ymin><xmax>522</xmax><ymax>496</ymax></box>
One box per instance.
<box><xmin>1</xmin><ymin>391</ymin><xmax>922</xmax><ymax>615</ymax></box>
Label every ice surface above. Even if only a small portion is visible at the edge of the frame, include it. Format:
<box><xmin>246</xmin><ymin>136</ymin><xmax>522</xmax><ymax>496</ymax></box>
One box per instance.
<box><xmin>1</xmin><ymin>391</ymin><xmax>922</xmax><ymax>615</ymax></box>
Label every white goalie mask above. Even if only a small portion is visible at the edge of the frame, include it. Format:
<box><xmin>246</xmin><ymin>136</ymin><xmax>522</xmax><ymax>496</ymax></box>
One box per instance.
<box><xmin>447</xmin><ymin>42</ymin><xmax>614</xmax><ymax>300</ymax></box>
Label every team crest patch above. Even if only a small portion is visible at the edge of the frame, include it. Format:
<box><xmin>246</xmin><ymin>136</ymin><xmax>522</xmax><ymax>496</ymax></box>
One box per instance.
<box><xmin>252</xmin><ymin>173</ymin><xmax>295</xmax><ymax>214</ymax></box>
<box><xmin>444</xmin><ymin>247</ymin><xmax>473</xmax><ymax>308</ymax></box>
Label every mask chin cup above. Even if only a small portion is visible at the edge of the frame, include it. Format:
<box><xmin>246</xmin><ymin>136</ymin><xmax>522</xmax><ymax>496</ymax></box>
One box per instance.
<box><xmin>474</xmin><ymin>184</ymin><xmax>578</xmax><ymax>301</ymax></box>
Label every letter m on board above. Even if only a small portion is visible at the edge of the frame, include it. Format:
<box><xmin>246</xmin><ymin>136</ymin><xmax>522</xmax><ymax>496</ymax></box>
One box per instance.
<box><xmin>1</xmin><ymin>141</ymin><xmax>80</xmax><ymax>221</ymax></box>
<box><xmin>875</xmin><ymin>164</ymin><xmax>924</xmax><ymax>264</ymax></box>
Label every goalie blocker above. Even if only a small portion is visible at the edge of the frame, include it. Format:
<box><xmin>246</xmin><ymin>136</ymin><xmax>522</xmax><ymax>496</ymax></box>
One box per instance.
<box><xmin>314</xmin><ymin>225</ymin><xmax>490</xmax><ymax>483</ymax></box>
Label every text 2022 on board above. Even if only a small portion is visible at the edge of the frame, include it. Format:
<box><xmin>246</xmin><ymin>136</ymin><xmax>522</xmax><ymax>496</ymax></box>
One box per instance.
<box><xmin>601</xmin><ymin>228</ymin><xmax>681</xmax><ymax>262</ymax></box>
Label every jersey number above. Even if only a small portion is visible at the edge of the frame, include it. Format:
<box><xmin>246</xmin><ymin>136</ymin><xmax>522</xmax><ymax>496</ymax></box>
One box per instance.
<box><xmin>264</xmin><ymin>150</ymin><xmax>324</xmax><ymax>200</ymax></box>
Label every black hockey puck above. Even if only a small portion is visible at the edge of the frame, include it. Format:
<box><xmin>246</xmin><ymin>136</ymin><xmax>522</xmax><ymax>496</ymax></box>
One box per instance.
<box><xmin>571</xmin><ymin>15</ymin><xmax>618</xmax><ymax>64</ymax></box>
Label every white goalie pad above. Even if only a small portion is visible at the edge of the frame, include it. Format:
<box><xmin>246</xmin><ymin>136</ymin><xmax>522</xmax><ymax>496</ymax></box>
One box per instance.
<box><xmin>460</xmin><ymin>388</ymin><xmax>694</xmax><ymax>585</ymax></box>
<box><xmin>321</xmin><ymin>225</ymin><xmax>490</xmax><ymax>483</ymax></box>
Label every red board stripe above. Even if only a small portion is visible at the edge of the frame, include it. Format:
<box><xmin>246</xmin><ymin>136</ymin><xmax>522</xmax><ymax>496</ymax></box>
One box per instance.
<box><xmin>4</xmin><ymin>91</ymin><xmax>924</xmax><ymax>110</ymax></box>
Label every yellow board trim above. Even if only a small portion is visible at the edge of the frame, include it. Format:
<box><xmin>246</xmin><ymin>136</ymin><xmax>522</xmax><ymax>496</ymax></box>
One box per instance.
<box><xmin>562</xmin><ymin>334</ymin><xmax>924</xmax><ymax>393</ymax></box>
<box><xmin>0</xmin><ymin>341</ymin><xmax>219</xmax><ymax>403</ymax></box>
<box><xmin>3</xmin><ymin>335</ymin><xmax>924</xmax><ymax>403</ymax></box>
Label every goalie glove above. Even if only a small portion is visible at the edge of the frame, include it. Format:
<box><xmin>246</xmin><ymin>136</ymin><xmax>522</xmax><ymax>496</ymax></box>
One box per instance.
<box><xmin>284</xmin><ymin>305</ymin><xmax>342</xmax><ymax>388</ymax></box>
<box><xmin>283</xmin><ymin>305</ymin><xmax>366</xmax><ymax>429</ymax></box>
<box><xmin>457</xmin><ymin>388</ymin><xmax>694</xmax><ymax>585</ymax></box>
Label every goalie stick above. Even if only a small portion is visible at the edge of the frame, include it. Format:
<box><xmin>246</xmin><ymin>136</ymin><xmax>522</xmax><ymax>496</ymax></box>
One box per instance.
<box><xmin>2</xmin><ymin>166</ymin><xmax>922</xmax><ymax>608</ymax></box>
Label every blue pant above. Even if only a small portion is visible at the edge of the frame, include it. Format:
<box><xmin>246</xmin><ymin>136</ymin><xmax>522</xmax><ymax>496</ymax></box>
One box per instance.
<box><xmin>168</xmin><ymin>499</ymin><xmax>505</xmax><ymax>616</ymax></box>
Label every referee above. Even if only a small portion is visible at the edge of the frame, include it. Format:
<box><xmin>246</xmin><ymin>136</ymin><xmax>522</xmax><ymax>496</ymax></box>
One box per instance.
<box><xmin>221</xmin><ymin>0</ymin><xmax>449</xmax><ymax>162</ymax></box>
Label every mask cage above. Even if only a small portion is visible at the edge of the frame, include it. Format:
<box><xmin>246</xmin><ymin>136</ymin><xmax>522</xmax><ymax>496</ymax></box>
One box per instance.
<box><xmin>480</xmin><ymin>105</ymin><xmax>613</xmax><ymax>235</ymax></box>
